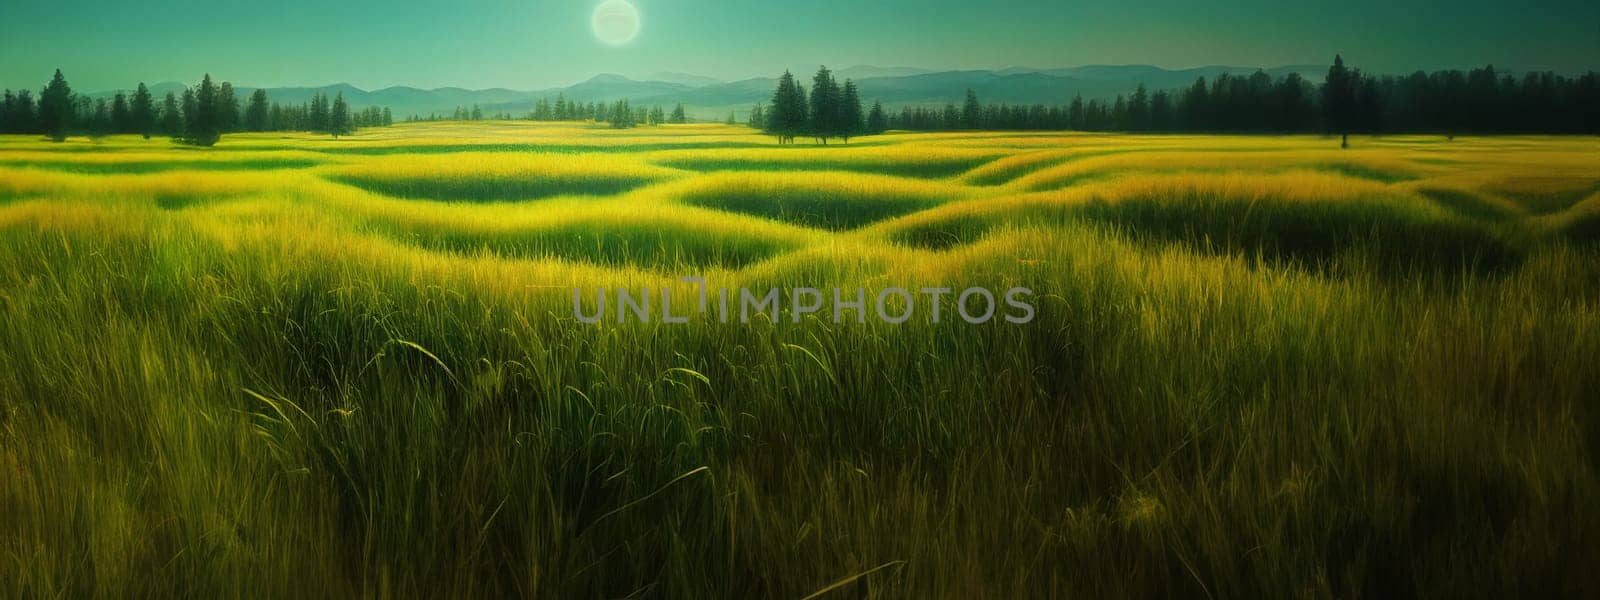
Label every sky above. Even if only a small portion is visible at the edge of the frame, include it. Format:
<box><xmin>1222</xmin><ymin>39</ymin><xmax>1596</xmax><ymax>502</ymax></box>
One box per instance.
<box><xmin>1</xmin><ymin>0</ymin><xmax>1596</xmax><ymax>92</ymax></box>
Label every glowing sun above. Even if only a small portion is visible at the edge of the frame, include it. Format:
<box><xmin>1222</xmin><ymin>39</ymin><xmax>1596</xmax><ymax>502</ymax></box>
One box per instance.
<box><xmin>592</xmin><ymin>0</ymin><xmax>641</xmax><ymax>46</ymax></box>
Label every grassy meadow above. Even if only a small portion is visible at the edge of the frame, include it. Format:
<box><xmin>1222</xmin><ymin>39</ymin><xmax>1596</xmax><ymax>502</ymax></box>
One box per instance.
<box><xmin>2</xmin><ymin>121</ymin><xmax>1599</xmax><ymax>597</ymax></box>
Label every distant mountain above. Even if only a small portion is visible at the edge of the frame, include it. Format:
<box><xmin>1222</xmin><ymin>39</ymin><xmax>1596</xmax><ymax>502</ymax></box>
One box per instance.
<box><xmin>646</xmin><ymin>71</ymin><xmax>724</xmax><ymax>87</ymax></box>
<box><xmin>84</xmin><ymin>64</ymin><xmax>1334</xmax><ymax>121</ymax></box>
<box><xmin>835</xmin><ymin>65</ymin><xmax>935</xmax><ymax>80</ymax></box>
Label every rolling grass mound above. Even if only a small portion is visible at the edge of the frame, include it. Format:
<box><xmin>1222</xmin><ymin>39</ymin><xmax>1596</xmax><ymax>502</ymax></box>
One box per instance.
<box><xmin>673</xmin><ymin>171</ymin><xmax>965</xmax><ymax>230</ymax></box>
<box><xmin>325</xmin><ymin>152</ymin><xmax>681</xmax><ymax>201</ymax></box>
<box><xmin>315</xmin><ymin>192</ymin><xmax>818</xmax><ymax>271</ymax></box>
<box><xmin>651</xmin><ymin>146</ymin><xmax>1002</xmax><ymax>178</ymax></box>
<box><xmin>888</xmin><ymin>172</ymin><xmax>1521</xmax><ymax>274</ymax></box>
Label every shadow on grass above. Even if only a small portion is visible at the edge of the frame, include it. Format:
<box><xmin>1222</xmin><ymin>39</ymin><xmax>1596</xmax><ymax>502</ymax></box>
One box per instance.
<box><xmin>894</xmin><ymin>193</ymin><xmax>1525</xmax><ymax>276</ymax></box>
<box><xmin>373</xmin><ymin>221</ymin><xmax>803</xmax><ymax>271</ymax></box>
<box><xmin>656</xmin><ymin>156</ymin><xmax>992</xmax><ymax>178</ymax></box>
<box><xmin>329</xmin><ymin>174</ymin><xmax>660</xmax><ymax>202</ymax></box>
<box><xmin>682</xmin><ymin>189</ymin><xmax>947</xmax><ymax>231</ymax></box>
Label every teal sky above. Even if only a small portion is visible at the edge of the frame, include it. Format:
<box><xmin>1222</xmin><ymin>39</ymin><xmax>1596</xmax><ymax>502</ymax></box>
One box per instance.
<box><xmin>2</xmin><ymin>0</ymin><xmax>1596</xmax><ymax>92</ymax></box>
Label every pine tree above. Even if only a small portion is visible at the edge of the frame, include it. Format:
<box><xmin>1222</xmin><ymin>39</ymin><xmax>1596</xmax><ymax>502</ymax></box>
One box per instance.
<box><xmin>87</xmin><ymin>98</ymin><xmax>112</xmax><ymax>139</ymax></box>
<box><xmin>160</xmin><ymin>91</ymin><xmax>180</xmax><ymax>136</ymax></box>
<box><xmin>669</xmin><ymin>103</ymin><xmax>687</xmax><ymax>124</ymax></box>
<box><xmin>180</xmin><ymin>88</ymin><xmax>197</xmax><ymax>136</ymax></box>
<box><xmin>1127</xmin><ymin>84</ymin><xmax>1149</xmax><ymax>131</ymax></box>
<box><xmin>809</xmin><ymin>66</ymin><xmax>840</xmax><ymax>143</ymax></box>
<box><xmin>329</xmin><ymin>93</ymin><xmax>352</xmax><ymax>138</ymax></box>
<box><xmin>217</xmin><ymin>82</ymin><xmax>239</xmax><ymax>133</ymax></box>
<box><xmin>1181</xmin><ymin>77</ymin><xmax>1209</xmax><ymax>131</ymax></box>
<box><xmin>129</xmin><ymin>83</ymin><xmax>155</xmax><ymax>139</ymax></box>
<box><xmin>765</xmin><ymin>70</ymin><xmax>808</xmax><ymax>144</ymax></box>
<box><xmin>961</xmin><ymin>88</ymin><xmax>982</xmax><ymax>129</ymax></box>
<box><xmin>38</xmin><ymin>69</ymin><xmax>74</xmax><ymax>142</ymax></box>
<box><xmin>748</xmin><ymin>104</ymin><xmax>765</xmax><ymax>129</ymax></box>
<box><xmin>1322</xmin><ymin>55</ymin><xmax>1358</xmax><ymax>147</ymax></box>
<box><xmin>471</xmin><ymin>104</ymin><xmax>483</xmax><ymax>120</ymax></box>
<box><xmin>180</xmin><ymin>74</ymin><xmax>222</xmax><ymax>146</ymax></box>
<box><xmin>3</xmin><ymin>90</ymin><xmax>38</xmax><ymax>134</ymax></box>
<box><xmin>839</xmin><ymin>79</ymin><xmax>863</xmax><ymax>143</ymax></box>
<box><xmin>245</xmin><ymin>89</ymin><xmax>270</xmax><ymax>132</ymax></box>
<box><xmin>110</xmin><ymin>92</ymin><xmax>130</xmax><ymax>134</ymax></box>
<box><xmin>309</xmin><ymin>93</ymin><xmax>330</xmax><ymax>132</ymax></box>
<box><xmin>865</xmin><ymin>100</ymin><xmax>887</xmax><ymax>135</ymax></box>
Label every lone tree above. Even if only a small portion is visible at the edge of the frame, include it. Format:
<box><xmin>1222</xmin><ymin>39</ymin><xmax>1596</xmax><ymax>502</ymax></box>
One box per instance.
<box><xmin>329</xmin><ymin>93</ymin><xmax>353</xmax><ymax>138</ymax></box>
<box><xmin>130</xmin><ymin>83</ymin><xmax>155</xmax><ymax>139</ymax></box>
<box><xmin>38</xmin><ymin>69</ymin><xmax>74</xmax><ymax>142</ymax></box>
<box><xmin>1322</xmin><ymin>54</ymin><xmax>1359</xmax><ymax>148</ymax></box>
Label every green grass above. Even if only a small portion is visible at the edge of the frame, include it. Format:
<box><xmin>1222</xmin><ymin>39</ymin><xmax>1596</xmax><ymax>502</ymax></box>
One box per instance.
<box><xmin>1</xmin><ymin>123</ymin><xmax>1599</xmax><ymax>598</ymax></box>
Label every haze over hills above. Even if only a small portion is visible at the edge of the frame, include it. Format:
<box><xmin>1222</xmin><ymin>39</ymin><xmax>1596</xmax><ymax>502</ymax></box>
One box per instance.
<box><xmin>89</xmin><ymin>64</ymin><xmax>1335</xmax><ymax>120</ymax></box>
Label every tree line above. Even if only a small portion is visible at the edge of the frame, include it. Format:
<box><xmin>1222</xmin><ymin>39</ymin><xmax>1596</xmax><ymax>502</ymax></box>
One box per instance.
<box><xmin>760</xmin><ymin>67</ymin><xmax>880</xmax><ymax>144</ymax></box>
<box><xmin>1</xmin><ymin>69</ymin><xmax>395</xmax><ymax>145</ymax></box>
<box><xmin>878</xmin><ymin>56</ymin><xmax>1600</xmax><ymax>141</ymax></box>
<box><xmin>403</xmin><ymin>97</ymin><xmax>692</xmax><ymax>130</ymax></box>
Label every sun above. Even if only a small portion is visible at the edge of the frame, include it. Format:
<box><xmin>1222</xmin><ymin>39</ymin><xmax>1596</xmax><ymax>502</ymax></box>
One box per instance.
<box><xmin>592</xmin><ymin>0</ymin><xmax>641</xmax><ymax>46</ymax></box>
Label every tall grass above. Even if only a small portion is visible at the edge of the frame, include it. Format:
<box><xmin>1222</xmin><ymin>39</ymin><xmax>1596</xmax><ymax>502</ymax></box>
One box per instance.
<box><xmin>1</xmin><ymin>124</ymin><xmax>1598</xmax><ymax>597</ymax></box>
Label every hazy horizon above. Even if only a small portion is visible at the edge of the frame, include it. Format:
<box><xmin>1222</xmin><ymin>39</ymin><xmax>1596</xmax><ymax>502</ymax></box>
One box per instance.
<box><xmin>2</xmin><ymin>0</ymin><xmax>1596</xmax><ymax>92</ymax></box>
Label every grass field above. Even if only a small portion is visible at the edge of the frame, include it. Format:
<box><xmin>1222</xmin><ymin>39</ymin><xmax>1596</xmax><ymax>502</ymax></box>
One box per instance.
<box><xmin>2</xmin><ymin>121</ymin><xmax>1599</xmax><ymax>597</ymax></box>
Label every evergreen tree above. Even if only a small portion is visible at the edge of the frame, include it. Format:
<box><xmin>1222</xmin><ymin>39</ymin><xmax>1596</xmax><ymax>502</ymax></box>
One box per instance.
<box><xmin>161</xmin><ymin>91</ymin><xmax>181</xmax><ymax>136</ymax></box>
<box><xmin>245</xmin><ymin>89</ymin><xmax>270</xmax><ymax>132</ymax></box>
<box><xmin>865</xmin><ymin>100</ymin><xmax>887</xmax><ymax>134</ymax></box>
<box><xmin>961</xmin><ymin>88</ymin><xmax>982</xmax><ymax>129</ymax></box>
<box><xmin>217</xmin><ymin>82</ymin><xmax>239</xmax><ymax>133</ymax></box>
<box><xmin>6</xmin><ymin>90</ymin><xmax>39</xmax><ymax>134</ymax></box>
<box><xmin>1068</xmin><ymin>94</ymin><xmax>1086</xmax><ymax>130</ymax></box>
<box><xmin>38</xmin><ymin>69</ymin><xmax>75</xmax><ymax>142</ymax></box>
<box><xmin>130</xmin><ymin>83</ymin><xmax>155</xmax><ymax>139</ymax></box>
<box><xmin>839</xmin><ymin>79</ymin><xmax>864</xmax><ymax>142</ymax></box>
<box><xmin>180</xmin><ymin>88</ymin><xmax>197</xmax><ymax>137</ymax></box>
<box><xmin>748</xmin><ymin>103</ymin><xmax>765</xmax><ymax>129</ymax></box>
<box><xmin>1322</xmin><ymin>55</ymin><xmax>1359</xmax><ymax>147</ymax></box>
<box><xmin>181</xmin><ymin>75</ymin><xmax>222</xmax><ymax>146</ymax></box>
<box><xmin>1150</xmin><ymin>90</ymin><xmax>1173</xmax><ymax>131</ymax></box>
<box><xmin>471</xmin><ymin>104</ymin><xmax>483</xmax><ymax>120</ymax></box>
<box><xmin>725</xmin><ymin>111</ymin><xmax>737</xmax><ymax>125</ymax></box>
<box><xmin>765</xmin><ymin>70</ymin><xmax>808</xmax><ymax>144</ymax></box>
<box><xmin>1181</xmin><ymin>77</ymin><xmax>1209</xmax><ymax>131</ymax></box>
<box><xmin>809</xmin><ymin>66</ymin><xmax>840</xmax><ymax>143</ymax></box>
<box><xmin>87</xmin><ymin>98</ymin><xmax>112</xmax><ymax>139</ymax></box>
<box><xmin>311</xmin><ymin>93</ymin><xmax>331</xmax><ymax>132</ymax></box>
<box><xmin>669</xmin><ymin>103</ymin><xmax>687</xmax><ymax>124</ymax></box>
<box><xmin>1126</xmin><ymin>84</ymin><xmax>1150</xmax><ymax>131</ymax></box>
<box><xmin>110</xmin><ymin>92</ymin><xmax>131</xmax><ymax>134</ymax></box>
<box><xmin>329</xmin><ymin>93</ymin><xmax>352</xmax><ymax>137</ymax></box>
